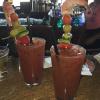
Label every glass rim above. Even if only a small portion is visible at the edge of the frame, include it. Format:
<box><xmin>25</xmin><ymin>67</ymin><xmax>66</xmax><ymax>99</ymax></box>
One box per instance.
<box><xmin>50</xmin><ymin>44</ymin><xmax>86</xmax><ymax>58</ymax></box>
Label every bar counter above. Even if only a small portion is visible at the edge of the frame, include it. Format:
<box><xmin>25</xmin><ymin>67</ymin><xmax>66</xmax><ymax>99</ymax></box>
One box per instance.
<box><xmin>0</xmin><ymin>56</ymin><xmax>100</xmax><ymax>100</ymax></box>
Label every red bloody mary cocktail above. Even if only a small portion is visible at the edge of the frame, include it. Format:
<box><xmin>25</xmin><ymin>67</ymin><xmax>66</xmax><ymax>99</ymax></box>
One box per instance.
<box><xmin>16</xmin><ymin>37</ymin><xmax>45</xmax><ymax>85</ymax></box>
<box><xmin>50</xmin><ymin>44</ymin><xmax>86</xmax><ymax>99</ymax></box>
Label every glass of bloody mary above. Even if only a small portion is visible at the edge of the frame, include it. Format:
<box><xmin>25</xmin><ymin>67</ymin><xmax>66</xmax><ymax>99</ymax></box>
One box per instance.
<box><xmin>50</xmin><ymin>43</ymin><xmax>86</xmax><ymax>99</ymax></box>
<box><xmin>16</xmin><ymin>37</ymin><xmax>46</xmax><ymax>86</ymax></box>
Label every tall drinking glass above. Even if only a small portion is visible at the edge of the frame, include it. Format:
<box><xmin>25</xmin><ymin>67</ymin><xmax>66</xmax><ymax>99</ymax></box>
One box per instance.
<box><xmin>50</xmin><ymin>44</ymin><xmax>86</xmax><ymax>100</ymax></box>
<box><xmin>0</xmin><ymin>46</ymin><xmax>9</xmax><ymax>81</ymax></box>
<box><xmin>16</xmin><ymin>37</ymin><xmax>46</xmax><ymax>86</ymax></box>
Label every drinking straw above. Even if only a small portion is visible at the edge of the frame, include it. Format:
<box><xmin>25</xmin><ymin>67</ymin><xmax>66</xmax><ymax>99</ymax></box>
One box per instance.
<box><xmin>50</xmin><ymin>1</ymin><xmax>59</xmax><ymax>55</ymax></box>
<box><xmin>51</xmin><ymin>27</ymin><xmax>59</xmax><ymax>55</ymax></box>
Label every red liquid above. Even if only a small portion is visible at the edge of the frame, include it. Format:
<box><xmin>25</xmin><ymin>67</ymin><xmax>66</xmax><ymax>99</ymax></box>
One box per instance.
<box><xmin>50</xmin><ymin>44</ymin><xmax>86</xmax><ymax>99</ymax></box>
<box><xmin>16</xmin><ymin>38</ymin><xmax>45</xmax><ymax>85</ymax></box>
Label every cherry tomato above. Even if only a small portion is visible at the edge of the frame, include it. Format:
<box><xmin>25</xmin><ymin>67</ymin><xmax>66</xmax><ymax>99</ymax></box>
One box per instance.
<box><xmin>58</xmin><ymin>43</ymin><xmax>72</xmax><ymax>49</ymax></box>
<box><xmin>16</xmin><ymin>35</ymin><xmax>30</xmax><ymax>46</ymax></box>
<box><xmin>62</xmin><ymin>14</ymin><xmax>72</xmax><ymax>25</ymax></box>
